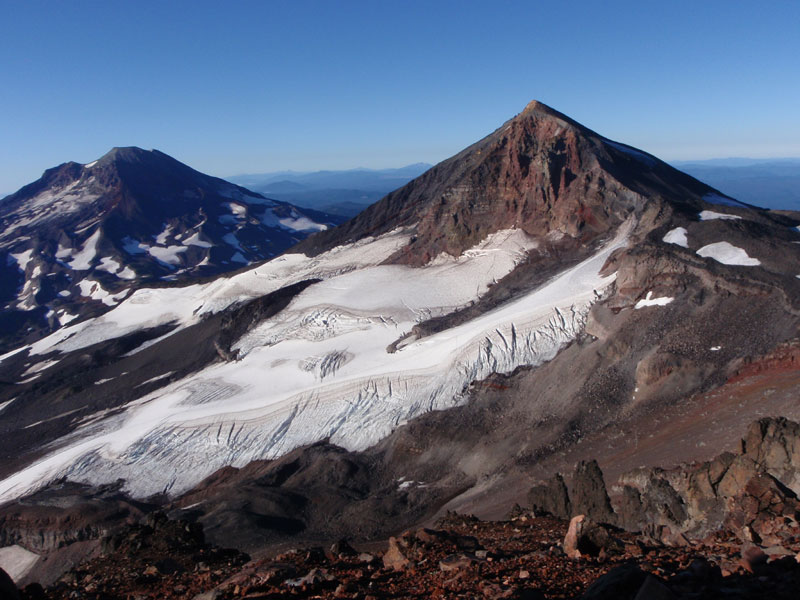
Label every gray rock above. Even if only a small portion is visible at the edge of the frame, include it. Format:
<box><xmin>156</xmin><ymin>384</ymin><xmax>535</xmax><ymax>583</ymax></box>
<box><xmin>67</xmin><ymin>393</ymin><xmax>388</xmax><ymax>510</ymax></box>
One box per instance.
<box><xmin>571</xmin><ymin>460</ymin><xmax>615</xmax><ymax>524</ymax></box>
<box><xmin>528</xmin><ymin>472</ymin><xmax>572</xmax><ymax>519</ymax></box>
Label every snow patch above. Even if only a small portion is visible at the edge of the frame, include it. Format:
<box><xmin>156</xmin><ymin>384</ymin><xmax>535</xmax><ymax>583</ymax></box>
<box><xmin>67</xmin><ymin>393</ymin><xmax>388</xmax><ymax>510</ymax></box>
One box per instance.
<box><xmin>697</xmin><ymin>242</ymin><xmax>760</xmax><ymax>266</ymax></box>
<box><xmin>22</xmin><ymin>358</ymin><xmax>60</xmax><ymax>377</ymax></box>
<box><xmin>0</xmin><ymin>545</ymin><xmax>39</xmax><ymax>582</ymax></box>
<box><xmin>117</xmin><ymin>266</ymin><xmax>136</xmax><ymax>280</ymax></box>
<box><xmin>67</xmin><ymin>229</ymin><xmax>101</xmax><ymax>270</ymax></box>
<box><xmin>77</xmin><ymin>279</ymin><xmax>129</xmax><ymax>306</ymax></box>
<box><xmin>154</xmin><ymin>224</ymin><xmax>173</xmax><ymax>245</ymax></box>
<box><xmin>9</xmin><ymin>248</ymin><xmax>34</xmax><ymax>272</ymax></box>
<box><xmin>58</xmin><ymin>310</ymin><xmax>79</xmax><ymax>325</ymax></box>
<box><xmin>634</xmin><ymin>291</ymin><xmax>674</xmax><ymax>309</ymax></box>
<box><xmin>147</xmin><ymin>245</ymin><xmax>188</xmax><ymax>267</ymax></box>
<box><xmin>223</xmin><ymin>233</ymin><xmax>243</xmax><ymax>252</ymax></box>
<box><xmin>122</xmin><ymin>237</ymin><xmax>148</xmax><ymax>255</ymax></box>
<box><xmin>699</xmin><ymin>210</ymin><xmax>741</xmax><ymax>221</ymax></box>
<box><xmin>280</xmin><ymin>216</ymin><xmax>328</xmax><ymax>232</ymax></box>
<box><xmin>662</xmin><ymin>227</ymin><xmax>688</xmax><ymax>248</ymax></box>
<box><xmin>97</xmin><ymin>256</ymin><xmax>122</xmax><ymax>275</ymax></box>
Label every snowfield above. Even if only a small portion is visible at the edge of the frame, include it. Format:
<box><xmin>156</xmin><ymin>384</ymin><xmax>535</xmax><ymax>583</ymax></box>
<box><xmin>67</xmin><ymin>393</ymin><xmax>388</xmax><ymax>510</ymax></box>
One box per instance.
<box><xmin>697</xmin><ymin>242</ymin><xmax>760</xmax><ymax>266</ymax></box>
<box><xmin>0</xmin><ymin>222</ymin><xmax>631</xmax><ymax>501</ymax></box>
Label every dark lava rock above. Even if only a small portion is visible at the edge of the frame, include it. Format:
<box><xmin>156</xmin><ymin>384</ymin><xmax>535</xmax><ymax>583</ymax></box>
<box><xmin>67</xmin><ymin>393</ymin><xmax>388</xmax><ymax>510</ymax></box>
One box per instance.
<box><xmin>528</xmin><ymin>472</ymin><xmax>572</xmax><ymax>519</ymax></box>
<box><xmin>580</xmin><ymin>564</ymin><xmax>649</xmax><ymax>599</ymax></box>
<box><xmin>571</xmin><ymin>460</ymin><xmax>616</xmax><ymax>524</ymax></box>
<box><xmin>0</xmin><ymin>567</ymin><xmax>20</xmax><ymax>600</ymax></box>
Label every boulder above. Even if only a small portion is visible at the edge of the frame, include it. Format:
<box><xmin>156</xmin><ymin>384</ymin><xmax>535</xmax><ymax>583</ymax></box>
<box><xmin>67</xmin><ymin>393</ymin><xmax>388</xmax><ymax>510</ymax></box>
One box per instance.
<box><xmin>0</xmin><ymin>567</ymin><xmax>20</xmax><ymax>600</ymax></box>
<box><xmin>726</xmin><ymin>472</ymin><xmax>800</xmax><ymax>543</ymax></box>
<box><xmin>581</xmin><ymin>564</ymin><xmax>648</xmax><ymax>599</ymax></box>
<box><xmin>329</xmin><ymin>539</ymin><xmax>358</xmax><ymax>558</ymax></box>
<box><xmin>439</xmin><ymin>553</ymin><xmax>482</xmax><ymax>572</ymax></box>
<box><xmin>382</xmin><ymin>537</ymin><xmax>411</xmax><ymax>571</ymax></box>
<box><xmin>563</xmin><ymin>515</ymin><xmax>613</xmax><ymax>559</ymax></box>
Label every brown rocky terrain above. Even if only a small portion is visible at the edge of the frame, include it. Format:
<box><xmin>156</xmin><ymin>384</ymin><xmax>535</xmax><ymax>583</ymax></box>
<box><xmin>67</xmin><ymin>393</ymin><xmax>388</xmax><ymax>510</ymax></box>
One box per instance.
<box><xmin>3</xmin><ymin>417</ymin><xmax>800</xmax><ymax>598</ymax></box>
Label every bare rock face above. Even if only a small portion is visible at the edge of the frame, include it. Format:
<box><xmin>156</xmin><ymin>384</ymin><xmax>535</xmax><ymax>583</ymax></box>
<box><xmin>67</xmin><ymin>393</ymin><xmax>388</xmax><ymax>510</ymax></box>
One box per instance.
<box><xmin>742</xmin><ymin>417</ymin><xmax>800</xmax><ymax>494</ymax></box>
<box><xmin>295</xmin><ymin>100</ymin><xmax>718</xmax><ymax>266</ymax></box>
<box><xmin>614</xmin><ymin>417</ymin><xmax>800</xmax><ymax>542</ymax></box>
<box><xmin>725</xmin><ymin>473</ymin><xmax>800</xmax><ymax>544</ymax></box>
<box><xmin>571</xmin><ymin>460</ymin><xmax>616</xmax><ymax>524</ymax></box>
<box><xmin>528</xmin><ymin>472</ymin><xmax>572</xmax><ymax>519</ymax></box>
<box><xmin>640</xmin><ymin>477</ymin><xmax>688</xmax><ymax>529</ymax></box>
<box><xmin>0</xmin><ymin>482</ymin><xmax>150</xmax><ymax>554</ymax></box>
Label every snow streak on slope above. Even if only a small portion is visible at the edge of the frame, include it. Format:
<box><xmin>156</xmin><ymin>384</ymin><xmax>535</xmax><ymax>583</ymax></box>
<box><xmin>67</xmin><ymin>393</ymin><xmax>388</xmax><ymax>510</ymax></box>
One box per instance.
<box><xmin>12</xmin><ymin>229</ymin><xmax>413</xmax><ymax>359</ymax></box>
<box><xmin>0</xmin><ymin>223</ymin><xmax>630</xmax><ymax>501</ymax></box>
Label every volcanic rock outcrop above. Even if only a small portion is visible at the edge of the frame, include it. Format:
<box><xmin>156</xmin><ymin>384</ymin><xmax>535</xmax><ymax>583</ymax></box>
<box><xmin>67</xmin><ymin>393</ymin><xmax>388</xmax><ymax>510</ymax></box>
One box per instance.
<box><xmin>528</xmin><ymin>417</ymin><xmax>800</xmax><ymax>548</ymax></box>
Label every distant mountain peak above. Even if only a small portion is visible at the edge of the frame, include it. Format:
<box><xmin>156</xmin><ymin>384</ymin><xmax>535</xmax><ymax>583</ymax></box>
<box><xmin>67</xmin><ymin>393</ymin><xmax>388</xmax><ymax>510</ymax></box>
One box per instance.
<box><xmin>0</xmin><ymin>148</ymin><xmax>343</xmax><ymax>351</ymax></box>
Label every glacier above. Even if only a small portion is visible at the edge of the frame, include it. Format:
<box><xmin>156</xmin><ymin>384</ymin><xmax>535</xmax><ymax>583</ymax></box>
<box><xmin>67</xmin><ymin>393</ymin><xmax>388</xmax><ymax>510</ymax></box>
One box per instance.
<box><xmin>0</xmin><ymin>221</ymin><xmax>630</xmax><ymax>501</ymax></box>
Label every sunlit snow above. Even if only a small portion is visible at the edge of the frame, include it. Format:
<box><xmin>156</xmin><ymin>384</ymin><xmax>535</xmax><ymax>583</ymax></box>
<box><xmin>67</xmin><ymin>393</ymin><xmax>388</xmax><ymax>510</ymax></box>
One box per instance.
<box><xmin>697</xmin><ymin>242</ymin><xmax>760</xmax><ymax>266</ymax></box>
<box><xmin>0</xmin><ymin>545</ymin><xmax>39</xmax><ymax>582</ymax></box>
<box><xmin>662</xmin><ymin>227</ymin><xmax>688</xmax><ymax>248</ymax></box>
<box><xmin>67</xmin><ymin>229</ymin><xmax>101</xmax><ymax>270</ymax></box>
<box><xmin>634</xmin><ymin>291</ymin><xmax>674</xmax><ymax>309</ymax></box>
<box><xmin>182</xmin><ymin>231</ymin><xmax>213</xmax><ymax>248</ymax></box>
<box><xmin>699</xmin><ymin>210</ymin><xmax>741</xmax><ymax>221</ymax></box>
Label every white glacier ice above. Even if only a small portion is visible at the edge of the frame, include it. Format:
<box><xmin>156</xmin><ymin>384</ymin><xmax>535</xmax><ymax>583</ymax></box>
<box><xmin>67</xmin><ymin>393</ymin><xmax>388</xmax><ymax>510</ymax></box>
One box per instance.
<box><xmin>0</xmin><ymin>222</ymin><xmax>630</xmax><ymax>502</ymax></box>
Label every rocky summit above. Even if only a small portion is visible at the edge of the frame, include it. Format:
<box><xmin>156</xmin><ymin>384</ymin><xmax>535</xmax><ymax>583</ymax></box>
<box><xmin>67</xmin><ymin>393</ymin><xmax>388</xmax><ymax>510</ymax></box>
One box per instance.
<box><xmin>1</xmin><ymin>101</ymin><xmax>800</xmax><ymax>598</ymax></box>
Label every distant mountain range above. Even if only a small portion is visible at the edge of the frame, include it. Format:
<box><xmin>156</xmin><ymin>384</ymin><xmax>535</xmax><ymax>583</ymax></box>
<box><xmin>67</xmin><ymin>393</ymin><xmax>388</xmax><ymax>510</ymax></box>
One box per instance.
<box><xmin>228</xmin><ymin>164</ymin><xmax>432</xmax><ymax>216</ymax></box>
<box><xmin>673</xmin><ymin>158</ymin><xmax>800</xmax><ymax>211</ymax></box>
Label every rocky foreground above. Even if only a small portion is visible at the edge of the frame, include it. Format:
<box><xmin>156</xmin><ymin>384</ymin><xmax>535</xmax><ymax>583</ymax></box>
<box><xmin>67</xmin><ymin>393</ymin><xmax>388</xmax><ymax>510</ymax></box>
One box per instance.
<box><xmin>4</xmin><ymin>416</ymin><xmax>800</xmax><ymax>598</ymax></box>
<box><xmin>3</xmin><ymin>507</ymin><xmax>800</xmax><ymax>600</ymax></box>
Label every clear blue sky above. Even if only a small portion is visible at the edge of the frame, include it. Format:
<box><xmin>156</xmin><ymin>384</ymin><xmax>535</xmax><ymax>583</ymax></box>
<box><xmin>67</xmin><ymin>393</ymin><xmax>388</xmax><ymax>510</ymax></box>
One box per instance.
<box><xmin>1</xmin><ymin>0</ymin><xmax>798</xmax><ymax>194</ymax></box>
